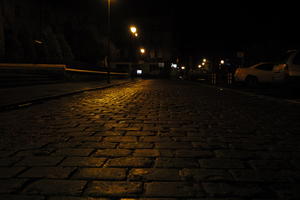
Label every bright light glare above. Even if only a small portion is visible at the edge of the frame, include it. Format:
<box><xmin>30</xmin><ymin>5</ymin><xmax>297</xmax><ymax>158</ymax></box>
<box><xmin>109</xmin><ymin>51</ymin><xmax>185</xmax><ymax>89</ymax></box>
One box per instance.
<box><xmin>140</xmin><ymin>48</ymin><xmax>145</xmax><ymax>54</ymax></box>
<box><xmin>181</xmin><ymin>66</ymin><xmax>185</xmax><ymax>70</ymax></box>
<box><xmin>171</xmin><ymin>63</ymin><xmax>177</xmax><ymax>68</ymax></box>
<box><xmin>203</xmin><ymin>58</ymin><xmax>207</xmax><ymax>62</ymax></box>
<box><xmin>220</xmin><ymin>60</ymin><xmax>225</xmax><ymax>64</ymax></box>
<box><xmin>130</xmin><ymin>26</ymin><xmax>137</xmax><ymax>33</ymax></box>
<box><xmin>198</xmin><ymin>65</ymin><xmax>202</xmax><ymax>68</ymax></box>
<box><xmin>137</xmin><ymin>70</ymin><xmax>142</xmax><ymax>75</ymax></box>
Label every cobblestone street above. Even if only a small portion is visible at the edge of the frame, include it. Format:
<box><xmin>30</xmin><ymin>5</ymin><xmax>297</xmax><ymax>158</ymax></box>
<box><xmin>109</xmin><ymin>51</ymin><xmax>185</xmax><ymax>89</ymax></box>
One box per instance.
<box><xmin>1</xmin><ymin>79</ymin><xmax>300</xmax><ymax>200</ymax></box>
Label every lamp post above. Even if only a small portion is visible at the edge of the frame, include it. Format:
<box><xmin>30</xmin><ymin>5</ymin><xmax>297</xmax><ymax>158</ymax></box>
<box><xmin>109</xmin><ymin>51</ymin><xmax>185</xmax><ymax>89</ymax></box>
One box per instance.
<box><xmin>129</xmin><ymin>26</ymin><xmax>138</xmax><ymax>79</ymax></box>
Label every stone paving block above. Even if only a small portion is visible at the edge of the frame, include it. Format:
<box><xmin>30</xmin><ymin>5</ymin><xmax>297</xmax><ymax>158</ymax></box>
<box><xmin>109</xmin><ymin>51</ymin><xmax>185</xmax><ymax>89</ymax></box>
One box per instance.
<box><xmin>199</xmin><ymin>159</ymin><xmax>245</xmax><ymax>169</ymax></box>
<box><xmin>214</xmin><ymin>150</ymin><xmax>257</xmax><ymax>159</ymax></box>
<box><xmin>0</xmin><ymin>167</ymin><xmax>26</xmax><ymax>178</ymax></box>
<box><xmin>270</xmin><ymin>183</ymin><xmax>300</xmax><ymax>199</ymax></box>
<box><xmin>202</xmin><ymin>182</ymin><xmax>271</xmax><ymax>198</ymax></box>
<box><xmin>60</xmin><ymin>157</ymin><xmax>106</xmax><ymax>167</ymax></box>
<box><xmin>133</xmin><ymin>149</ymin><xmax>160</xmax><ymax>157</ymax></box>
<box><xmin>85</xmin><ymin>181</ymin><xmax>143</xmax><ymax>197</ymax></box>
<box><xmin>15</xmin><ymin>156</ymin><xmax>64</xmax><ymax>167</ymax></box>
<box><xmin>103</xmin><ymin>136</ymin><xmax>137</xmax><ymax>143</ymax></box>
<box><xmin>0</xmin><ymin>179</ymin><xmax>28</xmax><ymax>194</ymax></box>
<box><xmin>126</xmin><ymin>131</ymin><xmax>157</xmax><ymax>136</ymax></box>
<box><xmin>78</xmin><ymin>142</ymin><xmax>117</xmax><ymax>149</ymax></box>
<box><xmin>94</xmin><ymin>131</ymin><xmax>124</xmax><ymax>136</ymax></box>
<box><xmin>158</xmin><ymin>150</ymin><xmax>174</xmax><ymax>157</ymax></box>
<box><xmin>0</xmin><ymin>150</ymin><xmax>15</xmax><ymax>157</ymax></box>
<box><xmin>0</xmin><ymin>157</ymin><xmax>22</xmax><ymax>167</ymax></box>
<box><xmin>120</xmin><ymin>199</ymin><xmax>177</xmax><ymax>200</ymax></box>
<box><xmin>192</xmin><ymin>142</ymin><xmax>227</xmax><ymax>150</ymax></box>
<box><xmin>175</xmin><ymin>150</ymin><xmax>214</xmax><ymax>158</ymax></box>
<box><xmin>105</xmin><ymin>157</ymin><xmax>153</xmax><ymax>168</ymax></box>
<box><xmin>119</xmin><ymin>143</ymin><xmax>154</xmax><ymax>149</ymax></box>
<box><xmin>53</xmin><ymin>148</ymin><xmax>94</xmax><ymax>156</ymax></box>
<box><xmin>24</xmin><ymin>180</ymin><xmax>87</xmax><ymax>196</ymax></box>
<box><xmin>155</xmin><ymin>158</ymin><xmax>199</xmax><ymax>168</ymax></box>
<box><xmin>14</xmin><ymin>149</ymin><xmax>54</xmax><ymax>157</ymax></box>
<box><xmin>69</xmin><ymin>136</ymin><xmax>103</xmax><ymax>142</ymax></box>
<box><xmin>19</xmin><ymin>167</ymin><xmax>76</xmax><ymax>179</ymax></box>
<box><xmin>155</xmin><ymin>142</ymin><xmax>193</xmax><ymax>149</ymax></box>
<box><xmin>48</xmin><ymin>197</ymin><xmax>110</xmax><ymax>200</ymax></box>
<box><xmin>93</xmin><ymin>149</ymin><xmax>132</xmax><ymax>157</ymax></box>
<box><xmin>73</xmin><ymin>168</ymin><xmax>126</xmax><ymax>180</ymax></box>
<box><xmin>180</xmin><ymin>168</ymin><xmax>233</xmax><ymax>182</ymax></box>
<box><xmin>128</xmin><ymin>168</ymin><xmax>181</xmax><ymax>181</ymax></box>
<box><xmin>144</xmin><ymin>182</ymin><xmax>204</xmax><ymax>197</ymax></box>
<box><xmin>140</xmin><ymin>136</ymin><xmax>173</xmax><ymax>142</ymax></box>
<box><xmin>249</xmin><ymin>160</ymin><xmax>291</xmax><ymax>170</ymax></box>
<box><xmin>0</xmin><ymin>195</ymin><xmax>45</xmax><ymax>200</ymax></box>
<box><xmin>173</xmin><ymin>136</ymin><xmax>205</xmax><ymax>142</ymax></box>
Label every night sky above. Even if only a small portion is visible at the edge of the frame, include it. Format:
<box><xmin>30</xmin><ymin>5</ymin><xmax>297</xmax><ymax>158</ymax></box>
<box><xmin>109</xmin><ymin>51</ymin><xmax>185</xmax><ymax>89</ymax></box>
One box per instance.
<box><xmin>119</xmin><ymin>1</ymin><xmax>299</xmax><ymax>57</ymax></box>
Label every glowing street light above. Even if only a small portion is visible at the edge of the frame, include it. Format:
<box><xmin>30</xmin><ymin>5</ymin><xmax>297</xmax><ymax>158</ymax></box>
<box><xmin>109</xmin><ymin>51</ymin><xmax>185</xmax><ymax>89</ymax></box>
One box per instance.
<box><xmin>203</xmin><ymin>58</ymin><xmax>207</xmax><ymax>63</ymax></box>
<box><xmin>220</xmin><ymin>60</ymin><xmax>225</xmax><ymax>65</ymax></box>
<box><xmin>130</xmin><ymin>26</ymin><xmax>137</xmax><ymax>34</ymax></box>
<box><xmin>198</xmin><ymin>65</ymin><xmax>202</xmax><ymax>68</ymax></box>
<box><xmin>181</xmin><ymin>66</ymin><xmax>186</xmax><ymax>70</ymax></box>
<box><xmin>140</xmin><ymin>48</ymin><xmax>146</xmax><ymax>54</ymax></box>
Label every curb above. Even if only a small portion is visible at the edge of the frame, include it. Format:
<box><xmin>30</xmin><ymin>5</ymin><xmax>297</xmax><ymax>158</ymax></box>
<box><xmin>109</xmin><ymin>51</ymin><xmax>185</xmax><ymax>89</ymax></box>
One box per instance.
<box><xmin>0</xmin><ymin>80</ymin><xmax>135</xmax><ymax>113</ymax></box>
<box><xmin>186</xmin><ymin>80</ymin><xmax>300</xmax><ymax>105</ymax></box>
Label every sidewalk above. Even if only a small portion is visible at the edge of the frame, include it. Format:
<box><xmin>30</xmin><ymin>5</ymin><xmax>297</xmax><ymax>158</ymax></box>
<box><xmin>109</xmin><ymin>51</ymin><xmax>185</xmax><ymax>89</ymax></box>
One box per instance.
<box><xmin>0</xmin><ymin>79</ymin><xmax>132</xmax><ymax>111</ymax></box>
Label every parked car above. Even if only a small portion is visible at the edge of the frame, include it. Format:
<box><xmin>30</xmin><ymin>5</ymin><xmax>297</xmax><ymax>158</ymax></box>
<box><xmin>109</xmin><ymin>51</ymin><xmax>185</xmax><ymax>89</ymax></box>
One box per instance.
<box><xmin>234</xmin><ymin>62</ymin><xmax>276</xmax><ymax>86</ymax></box>
<box><xmin>273</xmin><ymin>49</ymin><xmax>300</xmax><ymax>83</ymax></box>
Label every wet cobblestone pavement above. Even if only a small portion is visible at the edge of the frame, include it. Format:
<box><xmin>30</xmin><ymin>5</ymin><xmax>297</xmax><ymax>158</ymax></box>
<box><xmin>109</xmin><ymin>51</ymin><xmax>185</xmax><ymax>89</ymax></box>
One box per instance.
<box><xmin>0</xmin><ymin>80</ymin><xmax>300</xmax><ymax>200</ymax></box>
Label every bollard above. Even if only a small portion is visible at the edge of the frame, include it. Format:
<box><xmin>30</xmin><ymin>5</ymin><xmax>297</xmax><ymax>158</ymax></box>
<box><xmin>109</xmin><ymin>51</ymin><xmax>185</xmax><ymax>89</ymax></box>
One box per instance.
<box><xmin>227</xmin><ymin>73</ymin><xmax>233</xmax><ymax>85</ymax></box>
<box><xmin>212</xmin><ymin>73</ymin><xmax>217</xmax><ymax>85</ymax></box>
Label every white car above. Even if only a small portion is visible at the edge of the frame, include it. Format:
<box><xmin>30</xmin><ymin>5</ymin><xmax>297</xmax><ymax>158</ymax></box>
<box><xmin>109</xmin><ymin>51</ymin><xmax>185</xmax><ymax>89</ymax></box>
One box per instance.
<box><xmin>234</xmin><ymin>62</ymin><xmax>277</xmax><ymax>86</ymax></box>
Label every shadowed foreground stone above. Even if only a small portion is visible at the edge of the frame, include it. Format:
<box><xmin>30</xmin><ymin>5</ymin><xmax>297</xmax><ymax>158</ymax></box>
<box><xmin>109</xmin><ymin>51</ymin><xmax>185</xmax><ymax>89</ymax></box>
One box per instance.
<box><xmin>24</xmin><ymin>180</ymin><xmax>87</xmax><ymax>195</ymax></box>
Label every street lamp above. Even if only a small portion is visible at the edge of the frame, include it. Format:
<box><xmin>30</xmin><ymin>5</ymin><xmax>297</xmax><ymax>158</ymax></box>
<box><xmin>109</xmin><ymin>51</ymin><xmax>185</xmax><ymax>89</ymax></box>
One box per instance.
<box><xmin>140</xmin><ymin>48</ymin><xmax>145</xmax><ymax>55</ymax></box>
<box><xmin>130</xmin><ymin>26</ymin><xmax>137</xmax><ymax>35</ymax></box>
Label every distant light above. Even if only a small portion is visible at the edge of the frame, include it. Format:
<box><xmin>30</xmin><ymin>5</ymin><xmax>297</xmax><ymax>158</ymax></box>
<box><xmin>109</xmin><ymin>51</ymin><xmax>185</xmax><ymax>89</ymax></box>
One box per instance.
<box><xmin>198</xmin><ymin>65</ymin><xmax>202</xmax><ymax>68</ymax></box>
<box><xmin>220</xmin><ymin>60</ymin><xmax>225</xmax><ymax>64</ymax></box>
<box><xmin>203</xmin><ymin>58</ymin><xmax>207</xmax><ymax>62</ymax></box>
<box><xmin>158</xmin><ymin>62</ymin><xmax>165</xmax><ymax>68</ymax></box>
<box><xmin>134</xmin><ymin>33</ymin><xmax>138</xmax><ymax>37</ymax></box>
<box><xmin>140</xmin><ymin>48</ymin><xmax>145</xmax><ymax>54</ymax></box>
<box><xmin>137</xmin><ymin>69</ymin><xmax>142</xmax><ymax>75</ymax></box>
<box><xmin>171</xmin><ymin>63</ymin><xmax>177</xmax><ymax>68</ymax></box>
<box><xmin>202</xmin><ymin>62</ymin><xmax>205</xmax><ymax>66</ymax></box>
<box><xmin>34</xmin><ymin>40</ymin><xmax>43</xmax><ymax>44</ymax></box>
<box><xmin>181</xmin><ymin>66</ymin><xmax>185</xmax><ymax>70</ymax></box>
<box><xmin>130</xmin><ymin>26</ymin><xmax>137</xmax><ymax>34</ymax></box>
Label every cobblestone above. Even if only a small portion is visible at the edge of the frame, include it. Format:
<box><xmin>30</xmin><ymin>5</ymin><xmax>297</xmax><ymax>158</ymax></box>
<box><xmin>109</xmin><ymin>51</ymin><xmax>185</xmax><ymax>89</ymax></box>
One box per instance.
<box><xmin>19</xmin><ymin>167</ymin><xmax>76</xmax><ymax>179</ymax></box>
<box><xmin>85</xmin><ymin>181</ymin><xmax>143</xmax><ymax>197</ymax></box>
<box><xmin>128</xmin><ymin>168</ymin><xmax>181</xmax><ymax>181</ymax></box>
<box><xmin>60</xmin><ymin>157</ymin><xmax>106</xmax><ymax>167</ymax></box>
<box><xmin>1</xmin><ymin>80</ymin><xmax>300</xmax><ymax>199</ymax></box>
<box><xmin>24</xmin><ymin>180</ymin><xmax>87</xmax><ymax>195</ymax></box>
<box><xmin>73</xmin><ymin>168</ymin><xmax>127</xmax><ymax>180</ymax></box>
